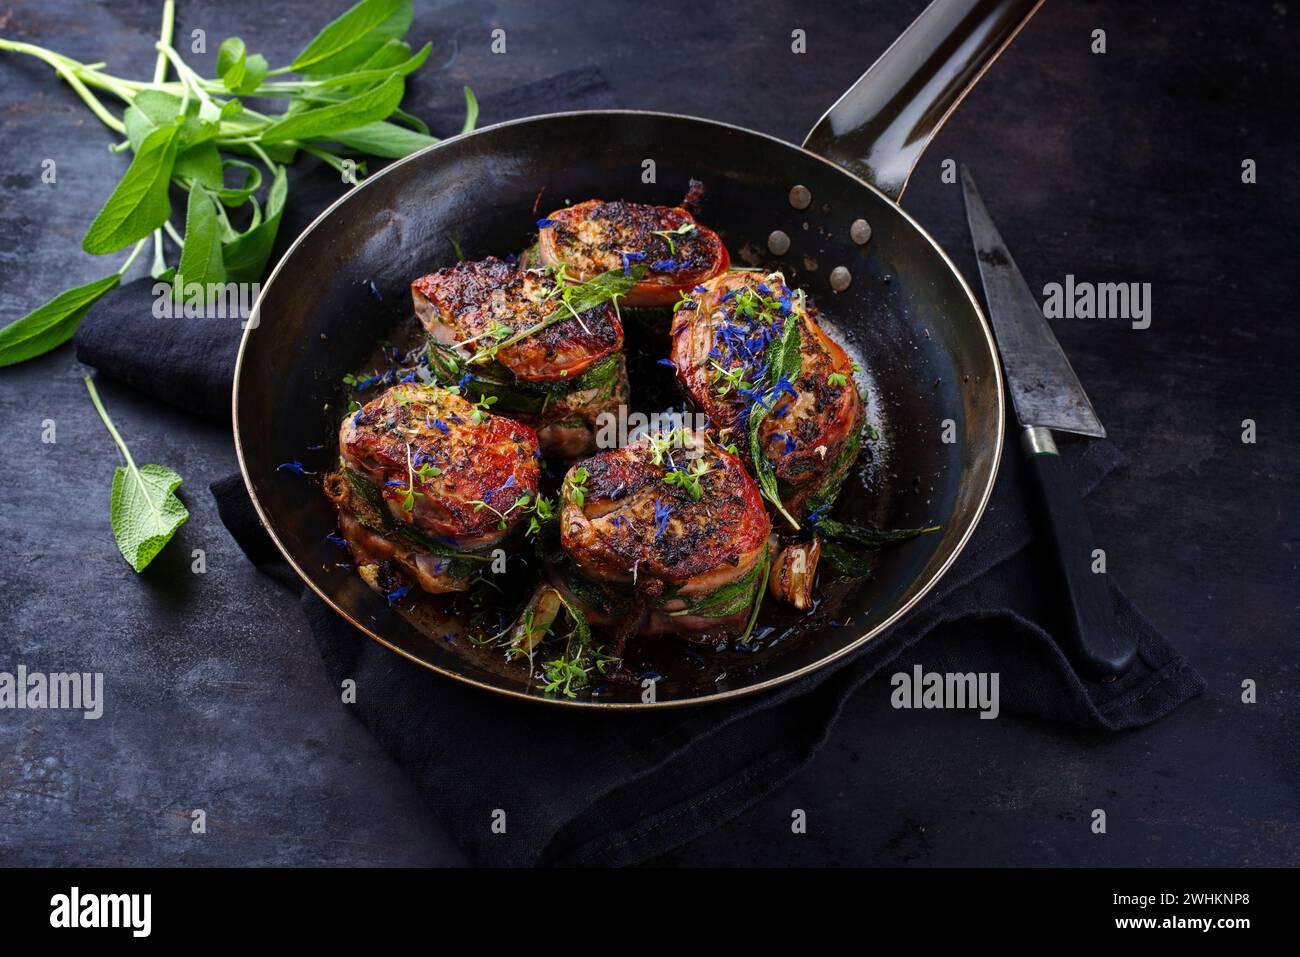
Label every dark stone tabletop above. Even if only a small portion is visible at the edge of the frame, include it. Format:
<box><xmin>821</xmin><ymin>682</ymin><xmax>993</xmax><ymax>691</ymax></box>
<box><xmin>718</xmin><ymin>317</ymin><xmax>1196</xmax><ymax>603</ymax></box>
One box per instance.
<box><xmin>1</xmin><ymin>0</ymin><xmax>1295</xmax><ymax>866</ymax></box>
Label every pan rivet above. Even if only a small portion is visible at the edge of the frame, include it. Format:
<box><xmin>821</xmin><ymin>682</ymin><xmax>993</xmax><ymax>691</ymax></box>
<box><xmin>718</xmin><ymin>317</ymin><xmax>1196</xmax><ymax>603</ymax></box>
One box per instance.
<box><xmin>829</xmin><ymin>266</ymin><xmax>852</xmax><ymax>292</ymax></box>
<box><xmin>788</xmin><ymin>185</ymin><xmax>812</xmax><ymax>210</ymax></box>
<box><xmin>850</xmin><ymin>219</ymin><xmax>872</xmax><ymax>245</ymax></box>
<box><xmin>767</xmin><ymin>230</ymin><xmax>791</xmax><ymax>255</ymax></box>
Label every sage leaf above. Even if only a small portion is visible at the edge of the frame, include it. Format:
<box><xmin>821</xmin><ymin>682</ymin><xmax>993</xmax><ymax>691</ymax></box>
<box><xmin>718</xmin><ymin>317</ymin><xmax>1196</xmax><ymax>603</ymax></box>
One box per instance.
<box><xmin>175</xmin><ymin>182</ymin><xmax>226</xmax><ymax>296</ymax></box>
<box><xmin>460</xmin><ymin>85</ymin><xmax>479</xmax><ymax>135</ymax></box>
<box><xmin>214</xmin><ymin>158</ymin><xmax>263</xmax><ymax>207</ymax></box>
<box><xmin>84</xmin><ymin>376</ymin><xmax>188</xmax><ymax>573</ymax></box>
<box><xmin>261</xmin><ymin>74</ymin><xmax>405</xmax><ymax>143</ymax></box>
<box><xmin>388</xmin><ymin>106</ymin><xmax>431</xmax><ymax>135</ymax></box>
<box><xmin>356</xmin><ymin>38</ymin><xmax>413</xmax><ymax>71</ymax></box>
<box><xmin>216</xmin><ymin>37</ymin><xmax>246</xmax><ymax>79</ymax></box>
<box><xmin>0</xmin><ymin>274</ymin><xmax>120</xmax><ymax>367</ymax></box>
<box><xmin>174</xmin><ymin>141</ymin><xmax>224</xmax><ymax>190</ymax></box>
<box><xmin>819</xmin><ymin>540</ymin><xmax>872</xmax><ymax>579</ymax></box>
<box><xmin>123</xmin><ymin>92</ymin><xmax>215</xmax><ymax>153</ymax></box>
<box><xmin>291</xmin><ymin>0</ymin><xmax>411</xmax><ymax>75</ymax></box>
<box><xmin>810</xmin><ymin>515</ymin><xmax>940</xmax><ymax>548</ymax></box>
<box><xmin>331</xmin><ymin>119</ymin><xmax>437</xmax><ymax>158</ymax></box>
<box><xmin>82</xmin><ymin>120</ymin><xmax>182</xmax><ymax>254</ymax></box>
<box><xmin>122</xmin><ymin>89</ymin><xmax>183</xmax><ymax>151</ymax></box>
<box><xmin>747</xmin><ymin>315</ymin><xmax>802</xmax><ymax>528</ymax></box>
<box><xmin>223</xmin><ymin>165</ymin><xmax>287</xmax><ymax>283</ymax></box>
<box><xmin>215</xmin><ymin>37</ymin><xmax>267</xmax><ymax>95</ymax></box>
<box><xmin>310</xmin><ymin>41</ymin><xmax>430</xmax><ymax>92</ymax></box>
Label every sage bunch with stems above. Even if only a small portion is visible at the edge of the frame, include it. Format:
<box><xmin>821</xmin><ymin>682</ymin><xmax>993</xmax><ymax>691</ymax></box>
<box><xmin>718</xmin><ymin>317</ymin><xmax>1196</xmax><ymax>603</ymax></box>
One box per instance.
<box><xmin>2</xmin><ymin>0</ymin><xmax>476</xmax><ymax>574</ymax></box>
<box><xmin>0</xmin><ymin>0</ymin><xmax>477</xmax><ymax>367</ymax></box>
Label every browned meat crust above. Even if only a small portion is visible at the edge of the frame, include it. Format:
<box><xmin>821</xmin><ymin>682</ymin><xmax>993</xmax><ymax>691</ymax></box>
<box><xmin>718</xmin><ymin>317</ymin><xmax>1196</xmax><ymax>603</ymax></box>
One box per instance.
<box><xmin>537</xmin><ymin>199</ymin><xmax>729</xmax><ymax>306</ymax></box>
<box><xmin>412</xmin><ymin>256</ymin><xmax>622</xmax><ymax>382</ymax></box>
<box><xmin>560</xmin><ymin>431</ymin><xmax>770</xmax><ymax>592</ymax></box>
<box><xmin>340</xmin><ymin>382</ymin><xmax>540</xmax><ymax>550</ymax></box>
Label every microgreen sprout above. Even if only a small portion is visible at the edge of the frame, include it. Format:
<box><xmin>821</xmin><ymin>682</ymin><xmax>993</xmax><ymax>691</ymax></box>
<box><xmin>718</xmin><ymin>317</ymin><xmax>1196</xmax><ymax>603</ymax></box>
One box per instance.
<box><xmin>568</xmin><ymin>465</ymin><xmax>590</xmax><ymax>507</ymax></box>
<box><xmin>398</xmin><ymin>443</ymin><xmax>422</xmax><ymax>512</ymax></box>
<box><xmin>662</xmin><ymin>458</ymin><xmax>713</xmax><ymax>501</ymax></box>
<box><xmin>469</xmin><ymin>392</ymin><xmax>497</xmax><ymax>424</ymax></box>
<box><xmin>650</xmin><ymin>221</ymin><xmax>696</xmax><ymax>255</ymax></box>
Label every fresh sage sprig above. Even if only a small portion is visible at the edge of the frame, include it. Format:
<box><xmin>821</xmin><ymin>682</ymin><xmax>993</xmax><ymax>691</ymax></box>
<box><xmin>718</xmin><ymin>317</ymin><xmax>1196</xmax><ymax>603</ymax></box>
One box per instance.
<box><xmin>0</xmin><ymin>0</ymin><xmax>477</xmax><ymax>367</ymax></box>
<box><xmin>84</xmin><ymin>376</ymin><xmax>189</xmax><ymax>572</ymax></box>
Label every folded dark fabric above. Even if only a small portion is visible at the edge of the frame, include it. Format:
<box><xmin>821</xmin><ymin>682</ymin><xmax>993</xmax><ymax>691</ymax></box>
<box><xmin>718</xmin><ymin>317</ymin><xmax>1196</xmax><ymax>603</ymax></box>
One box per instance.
<box><xmin>211</xmin><ymin>430</ymin><xmax>1205</xmax><ymax>866</ymax></box>
<box><xmin>73</xmin><ymin>67</ymin><xmax>618</xmax><ymax>419</ymax></box>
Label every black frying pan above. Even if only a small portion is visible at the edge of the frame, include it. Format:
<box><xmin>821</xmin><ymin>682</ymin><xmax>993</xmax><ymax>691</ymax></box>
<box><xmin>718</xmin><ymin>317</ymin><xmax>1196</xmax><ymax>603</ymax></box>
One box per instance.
<box><xmin>234</xmin><ymin>0</ymin><xmax>1040</xmax><ymax>707</ymax></box>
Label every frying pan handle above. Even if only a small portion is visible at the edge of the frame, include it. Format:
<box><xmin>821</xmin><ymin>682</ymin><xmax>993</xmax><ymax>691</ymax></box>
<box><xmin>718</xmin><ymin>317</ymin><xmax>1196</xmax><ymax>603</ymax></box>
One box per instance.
<box><xmin>802</xmin><ymin>0</ymin><xmax>1044</xmax><ymax>202</ymax></box>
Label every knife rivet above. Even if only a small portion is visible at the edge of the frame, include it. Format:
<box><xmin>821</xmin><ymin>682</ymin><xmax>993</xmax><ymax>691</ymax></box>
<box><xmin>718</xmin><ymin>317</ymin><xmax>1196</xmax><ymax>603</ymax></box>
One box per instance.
<box><xmin>767</xmin><ymin>230</ymin><xmax>791</xmax><ymax>255</ymax></box>
<box><xmin>788</xmin><ymin>185</ymin><xmax>812</xmax><ymax>210</ymax></box>
<box><xmin>850</xmin><ymin>218</ymin><xmax>872</xmax><ymax>245</ymax></box>
<box><xmin>829</xmin><ymin>265</ymin><xmax>852</xmax><ymax>292</ymax></box>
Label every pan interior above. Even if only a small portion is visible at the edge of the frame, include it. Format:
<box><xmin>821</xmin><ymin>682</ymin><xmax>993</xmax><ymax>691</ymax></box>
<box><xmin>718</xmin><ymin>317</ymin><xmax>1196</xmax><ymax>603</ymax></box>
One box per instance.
<box><xmin>234</xmin><ymin>112</ymin><xmax>1002</xmax><ymax>707</ymax></box>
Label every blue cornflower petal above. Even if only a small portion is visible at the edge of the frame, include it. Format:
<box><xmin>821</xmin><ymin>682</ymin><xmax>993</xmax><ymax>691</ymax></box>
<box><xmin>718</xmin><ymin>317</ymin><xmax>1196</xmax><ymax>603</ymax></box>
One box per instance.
<box><xmin>620</xmin><ymin>250</ymin><xmax>647</xmax><ymax>276</ymax></box>
<box><xmin>653</xmin><ymin>499</ymin><xmax>673</xmax><ymax>539</ymax></box>
<box><xmin>806</xmin><ymin>505</ymin><xmax>830</xmax><ymax>525</ymax></box>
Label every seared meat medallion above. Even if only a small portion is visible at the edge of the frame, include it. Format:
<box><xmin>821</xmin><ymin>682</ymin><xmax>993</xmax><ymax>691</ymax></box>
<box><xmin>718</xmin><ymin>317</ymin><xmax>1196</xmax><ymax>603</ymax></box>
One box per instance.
<box><xmin>670</xmin><ymin>270</ymin><xmax>865</xmax><ymax>521</ymax></box>
<box><xmin>413</xmin><ymin>256</ymin><xmax>621</xmax><ymax>382</ymax></box>
<box><xmin>324</xmin><ymin>382</ymin><xmax>540</xmax><ymax>595</ymax></box>
<box><xmin>557</xmin><ymin>430</ymin><xmax>772</xmax><ymax>636</ymax></box>
<box><xmin>412</xmin><ymin>256</ymin><xmax>628</xmax><ymax>458</ymax></box>
<box><xmin>537</xmin><ymin>199</ymin><xmax>729</xmax><ymax>306</ymax></box>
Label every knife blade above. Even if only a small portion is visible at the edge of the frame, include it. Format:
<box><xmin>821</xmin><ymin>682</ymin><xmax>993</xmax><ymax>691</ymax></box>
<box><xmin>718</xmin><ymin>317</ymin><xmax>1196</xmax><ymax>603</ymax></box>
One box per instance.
<box><xmin>960</xmin><ymin>164</ymin><xmax>1134</xmax><ymax>678</ymax></box>
<box><xmin>960</xmin><ymin>165</ymin><xmax>1105</xmax><ymax>438</ymax></box>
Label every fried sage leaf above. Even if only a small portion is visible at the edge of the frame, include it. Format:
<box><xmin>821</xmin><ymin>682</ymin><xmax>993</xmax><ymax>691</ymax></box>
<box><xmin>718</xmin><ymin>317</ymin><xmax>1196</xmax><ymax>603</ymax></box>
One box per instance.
<box><xmin>748</xmin><ymin>315</ymin><xmax>803</xmax><ymax>529</ymax></box>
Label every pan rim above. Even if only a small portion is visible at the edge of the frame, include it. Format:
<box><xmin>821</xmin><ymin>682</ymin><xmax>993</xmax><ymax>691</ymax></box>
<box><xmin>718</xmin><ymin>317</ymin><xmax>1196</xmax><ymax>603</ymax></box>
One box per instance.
<box><xmin>232</xmin><ymin>108</ymin><xmax>1005</xmax><ymax>710</ymax></box>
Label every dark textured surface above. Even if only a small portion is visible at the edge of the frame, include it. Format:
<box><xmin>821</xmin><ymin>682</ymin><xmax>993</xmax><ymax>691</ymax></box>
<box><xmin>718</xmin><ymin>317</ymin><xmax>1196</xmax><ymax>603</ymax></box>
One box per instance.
<box><xmin>0</xmin><ymin>0</ymin><xmax>1296</xmax><ymax>866</ymax></box>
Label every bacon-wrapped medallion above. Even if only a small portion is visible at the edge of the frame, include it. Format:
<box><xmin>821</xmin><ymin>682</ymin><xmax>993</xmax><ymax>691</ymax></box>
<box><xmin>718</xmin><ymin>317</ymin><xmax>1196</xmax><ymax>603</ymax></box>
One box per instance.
<box><xmin>324</xmin><ymin>382</ymin><xmax>540</xmax><ymax>596</ymax></box>
<box><xmin>556</xmin><ymin>430</ymin><xmax>771</xmax><ymax>639</ymax></box>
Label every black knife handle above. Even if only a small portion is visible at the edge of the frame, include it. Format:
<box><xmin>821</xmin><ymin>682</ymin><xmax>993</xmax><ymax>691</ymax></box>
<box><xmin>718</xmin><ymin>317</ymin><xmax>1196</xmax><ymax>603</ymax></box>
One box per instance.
<box><xmin>1021</xmin><ymin>427</ymin><xmax>1136</xmax><ymax>678</ymax></box>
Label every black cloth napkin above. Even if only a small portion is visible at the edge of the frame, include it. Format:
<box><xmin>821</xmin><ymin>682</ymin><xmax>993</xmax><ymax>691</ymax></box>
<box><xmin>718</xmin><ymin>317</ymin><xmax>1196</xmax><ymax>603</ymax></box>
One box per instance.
<box><xmin>77</xmin><ymin>66</ymin><xmax>1205</xmax><ymax>866</ymax></box>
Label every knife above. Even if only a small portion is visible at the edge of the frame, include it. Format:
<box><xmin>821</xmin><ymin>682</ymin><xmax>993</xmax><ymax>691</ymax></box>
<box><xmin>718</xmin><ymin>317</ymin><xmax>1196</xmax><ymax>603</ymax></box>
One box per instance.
<box><xmin>960</xmin><ymin>165</ymin><xmax>1136</xmax><ymax>678</ymax></box>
